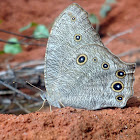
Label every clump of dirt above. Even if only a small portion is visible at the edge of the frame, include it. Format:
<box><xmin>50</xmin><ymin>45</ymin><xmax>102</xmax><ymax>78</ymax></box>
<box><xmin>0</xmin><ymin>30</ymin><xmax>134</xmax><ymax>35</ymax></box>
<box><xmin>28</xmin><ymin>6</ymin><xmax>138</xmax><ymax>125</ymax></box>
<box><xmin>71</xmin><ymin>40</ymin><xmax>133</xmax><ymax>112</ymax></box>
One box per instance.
<box><xmin>0</xmin><ymin>0</ymin><xmax>140</xmax><ymax>139</ymax></box>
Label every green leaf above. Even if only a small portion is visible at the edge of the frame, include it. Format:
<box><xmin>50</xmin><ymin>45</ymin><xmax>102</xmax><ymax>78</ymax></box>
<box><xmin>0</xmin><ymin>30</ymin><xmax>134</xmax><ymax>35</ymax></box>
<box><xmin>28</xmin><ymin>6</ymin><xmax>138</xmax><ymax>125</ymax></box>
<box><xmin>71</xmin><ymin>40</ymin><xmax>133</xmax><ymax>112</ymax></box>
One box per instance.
<box><xmin>88</xmin><ymin>14</ymin><xmax>99</xmax><ymax>24</ymax></box>
<box><xmin>4</xmin><ymin>38</ymin><xmax>22</xmax><ymax>54</ymax></box>
<box><xmin>0</xmin><ymin>50</ymin><xmax>5</xmax><ymax>54</ymax></box>
<box><xmin>33</xmin><ymin>24</ymin><xmax>49</xmax><ymax>38</ymax></box>
<box><xmin>0</xmin><ymin>20</ymin><xmax>2</xmax><ymax>23</ymax></box>
<box><xmin>100</xmin><ymin>4</ymin><xmax>111</xmax><ymax>18</ymax></box>
<box><xmin>106</xmin><ymin>0</ymin><xmax>116</xmax><ymax>4</ymax></box>
<box><xmin>19</xmin><ymin>22</ymin><xmax>38</xmax><ymax>32</ymax></box>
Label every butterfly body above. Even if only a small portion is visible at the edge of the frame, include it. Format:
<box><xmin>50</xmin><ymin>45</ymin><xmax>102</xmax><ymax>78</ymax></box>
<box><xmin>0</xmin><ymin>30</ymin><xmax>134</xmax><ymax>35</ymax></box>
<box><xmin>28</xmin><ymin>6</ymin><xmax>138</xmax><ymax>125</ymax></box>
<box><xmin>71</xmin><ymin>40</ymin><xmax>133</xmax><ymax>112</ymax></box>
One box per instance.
<box><xmin>44</xmin><ymin>3</ymin><xmax>135</xmax><ymax>110</ymax></box>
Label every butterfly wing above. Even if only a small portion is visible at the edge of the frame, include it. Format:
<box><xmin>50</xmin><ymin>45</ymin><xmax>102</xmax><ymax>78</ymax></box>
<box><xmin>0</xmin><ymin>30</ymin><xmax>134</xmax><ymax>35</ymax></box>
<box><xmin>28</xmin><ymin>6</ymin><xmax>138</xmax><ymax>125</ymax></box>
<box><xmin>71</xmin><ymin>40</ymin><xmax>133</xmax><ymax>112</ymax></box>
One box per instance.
<box><xmin>44</xmin><ymin>3</ymin><xmax>135</xmax><ymax>110</ymax></box>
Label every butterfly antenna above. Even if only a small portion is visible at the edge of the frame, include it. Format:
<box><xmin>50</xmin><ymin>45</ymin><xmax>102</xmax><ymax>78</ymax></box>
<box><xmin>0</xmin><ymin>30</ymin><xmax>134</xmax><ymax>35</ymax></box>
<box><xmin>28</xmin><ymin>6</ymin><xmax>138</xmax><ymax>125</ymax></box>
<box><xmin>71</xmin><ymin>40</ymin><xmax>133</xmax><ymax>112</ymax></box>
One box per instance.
<box><xmin>26</xmin><ymin>81</ymin><xmax>44</xmax><ymax>93</ymax></box>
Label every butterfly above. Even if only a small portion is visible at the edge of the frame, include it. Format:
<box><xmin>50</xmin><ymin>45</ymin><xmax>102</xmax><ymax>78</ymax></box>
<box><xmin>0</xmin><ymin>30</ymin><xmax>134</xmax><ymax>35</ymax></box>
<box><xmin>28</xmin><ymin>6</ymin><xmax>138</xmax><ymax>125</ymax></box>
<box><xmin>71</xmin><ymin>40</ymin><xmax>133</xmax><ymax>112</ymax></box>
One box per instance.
<box><xmin>41</xmin><ymin>3</ymin><xmax>135</xmax><ymax>110</ymax></box>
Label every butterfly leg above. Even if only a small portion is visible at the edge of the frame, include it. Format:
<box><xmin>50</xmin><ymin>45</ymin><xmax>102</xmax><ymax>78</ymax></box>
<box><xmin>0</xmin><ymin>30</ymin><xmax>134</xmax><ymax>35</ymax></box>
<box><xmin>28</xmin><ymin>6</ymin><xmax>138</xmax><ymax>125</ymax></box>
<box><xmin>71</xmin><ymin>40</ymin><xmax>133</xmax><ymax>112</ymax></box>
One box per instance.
<box><xmin>58</xmin><ymin>100</ymin><xmax>65</xmax><ymax>108</ymax></box>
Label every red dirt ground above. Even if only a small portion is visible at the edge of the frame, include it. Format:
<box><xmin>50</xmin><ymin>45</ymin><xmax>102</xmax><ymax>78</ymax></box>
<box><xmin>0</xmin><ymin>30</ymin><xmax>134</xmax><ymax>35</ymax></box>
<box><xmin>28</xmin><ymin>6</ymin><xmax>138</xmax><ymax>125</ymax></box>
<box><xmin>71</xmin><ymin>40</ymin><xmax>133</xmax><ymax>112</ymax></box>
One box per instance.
<box><xmin>0</xmin><ymin>0</ymin><xmax>140</xmax><ymax>140</ymax></box>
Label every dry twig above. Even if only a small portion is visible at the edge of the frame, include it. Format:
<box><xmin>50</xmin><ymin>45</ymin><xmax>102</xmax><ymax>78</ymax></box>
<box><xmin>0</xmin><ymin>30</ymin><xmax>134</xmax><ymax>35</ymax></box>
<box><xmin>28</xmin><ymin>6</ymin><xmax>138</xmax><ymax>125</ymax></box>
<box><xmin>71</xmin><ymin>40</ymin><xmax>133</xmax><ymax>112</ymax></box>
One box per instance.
<box><xmin>0</xmin><ymin>39</ymin><xmax>46</xmax><ymax>46</ymax></box>
<box><xmin>0</xmin><ymin>29</ymin><xmax>47</xmax><ymax>42</ymax></box>
<box><xmin>0</xmin><ymin>79</ymin><xmax>39</xmax><ymax>101</ymax></box>
<box><xmin>104</xmin><ymin>25</ymin><xmax>140</xmax><ymax>45</ymax></box>
<box><xmin>14</xmin><ymin>100</ymin><xmax>31</xmax><ymax>114</ymax></box>
<box><xmin>117</xmin><ymin>48</ymin><xmax>140</xmax><ymax>57</ymax></box>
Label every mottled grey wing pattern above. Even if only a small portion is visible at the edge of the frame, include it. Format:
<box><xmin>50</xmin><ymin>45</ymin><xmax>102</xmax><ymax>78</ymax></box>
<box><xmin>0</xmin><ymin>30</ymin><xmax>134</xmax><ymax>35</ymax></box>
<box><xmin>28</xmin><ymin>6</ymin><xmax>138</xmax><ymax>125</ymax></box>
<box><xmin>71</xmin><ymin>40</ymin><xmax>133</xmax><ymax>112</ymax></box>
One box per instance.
<box><xmin>44</xmin><ymin>3</ymin><xmax>135</xmax><ymax>110</ymax></box>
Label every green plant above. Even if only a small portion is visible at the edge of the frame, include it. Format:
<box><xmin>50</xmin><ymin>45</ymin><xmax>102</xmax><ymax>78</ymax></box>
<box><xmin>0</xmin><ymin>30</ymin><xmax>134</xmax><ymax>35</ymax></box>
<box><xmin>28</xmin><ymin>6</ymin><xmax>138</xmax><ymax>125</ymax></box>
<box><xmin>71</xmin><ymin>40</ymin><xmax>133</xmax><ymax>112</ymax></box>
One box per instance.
<box><xmin>2</xmin><ymin>23</ymin><xmax>49</xmax><ymax>55</ymax></box>
<box><xmin>19</xmin><ymin>22</ymin><xmax>38</xmax><ymax>32</ymax></box>
<box><xmin>100</xmin><ymin>0</ymin><xmax>116</xmax><ymax>18</ymax></box>
<box><xmin>0</xmin><ymin>50</ymin><xmax>4</xmax><ymax>54</ymax></box>
<box><xmin>19</xmin><ymin>23</ymin><xmax>49</xmax><ymax>38</ymax></box>
<box><xmin>0</xmin><ymin>20</ymin><xmax>3</xmax><ymax>24</ymax></box>
<box><xmin>88</xmin><ymin>14</ymin><xmax>99</xmax><ymax>24</ymax></box>
<box><xmin>33</xmin><ymin>24</ymin><xmax>49</xmax><ymax>38</ymax></box>
<box><xmin>88</xmin><ymin>0</ymin><xmax>116</xmax><ymax>31</ymax></box>
<box><xmin>4</xmin><ymin>38</ymin><xmax>22</xmax><ymax>54</ymax></box>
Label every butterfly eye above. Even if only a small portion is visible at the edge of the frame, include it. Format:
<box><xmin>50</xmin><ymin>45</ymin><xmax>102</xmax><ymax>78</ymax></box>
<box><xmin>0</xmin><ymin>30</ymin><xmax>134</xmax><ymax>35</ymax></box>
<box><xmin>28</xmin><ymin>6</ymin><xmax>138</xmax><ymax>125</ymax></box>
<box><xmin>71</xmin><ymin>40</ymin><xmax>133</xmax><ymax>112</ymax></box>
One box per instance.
<box><xmin>93</xmin><ymin>57</ymin><xmax>98</xmax><ymax>62</ymax></box>
<box><xmin>116</xmin><ymin>95</ymin><xmax>124</xmax><ymax>102</ymax></box>
<box><xmin>74</xmin><ymin>34</ymin><xmax>82</xmax><ymax>41</ymax></box>
<box><xmin>77</xmin><ymin>54</ymin><xmax>87</xmax><ymax>65</ymax></box>
<box><xmin>71</xmin><ymin>16</ymin><xmax>76</xmax><ymax>21</ymax></box>
<box><xmin>116</xmin><ymin>70</ymin><xmax>126</xmax><ymax>78</ymax></box>
<box><xmin>102</xmin><ymin>62</ymin><xmax>109</xmax><ymax>70</ymax></box>
<box><xmin>111</xmin><ymin>81</ymin><xmax>124</xmax><ymax>92</ymax></box>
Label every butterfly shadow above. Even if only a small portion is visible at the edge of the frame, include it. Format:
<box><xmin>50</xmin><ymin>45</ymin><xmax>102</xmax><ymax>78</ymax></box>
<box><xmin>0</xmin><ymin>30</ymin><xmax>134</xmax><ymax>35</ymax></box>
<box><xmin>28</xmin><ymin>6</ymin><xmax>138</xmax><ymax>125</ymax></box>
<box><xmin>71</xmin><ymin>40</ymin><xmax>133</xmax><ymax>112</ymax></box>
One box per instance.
<box><xmin>95</xmin><ymin>96</ymin><xmax>140</xmax><ymax>111</ymax></box>
<box><xmin>126</xmin><ymin>96</ymin><xmax>140</xmax><ymax>108</ymax></box>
